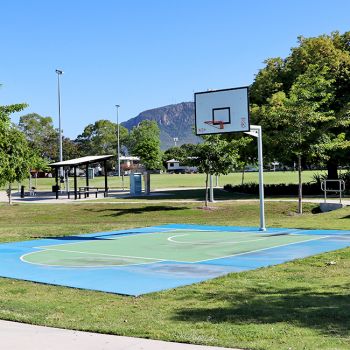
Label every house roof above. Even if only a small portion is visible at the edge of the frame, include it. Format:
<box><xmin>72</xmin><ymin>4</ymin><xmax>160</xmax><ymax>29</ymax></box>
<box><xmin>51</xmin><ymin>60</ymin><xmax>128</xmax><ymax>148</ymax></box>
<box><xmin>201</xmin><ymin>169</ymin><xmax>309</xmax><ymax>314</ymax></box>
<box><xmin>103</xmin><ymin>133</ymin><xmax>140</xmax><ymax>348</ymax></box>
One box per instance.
<box><xmin>120</xmin><ymin>156</ymin><xmax>140</xmax><ymax>161</ymax></box>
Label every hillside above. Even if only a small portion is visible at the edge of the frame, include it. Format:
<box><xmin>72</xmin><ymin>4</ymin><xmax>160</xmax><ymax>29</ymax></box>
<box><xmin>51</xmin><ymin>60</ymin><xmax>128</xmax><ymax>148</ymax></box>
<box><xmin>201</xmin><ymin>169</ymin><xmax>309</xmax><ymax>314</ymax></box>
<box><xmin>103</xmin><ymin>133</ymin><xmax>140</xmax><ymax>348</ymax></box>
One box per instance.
<box><xmin>121</xmin><ymin>102</ymin><xmax>202</xmax><ymax>150</ymax></box>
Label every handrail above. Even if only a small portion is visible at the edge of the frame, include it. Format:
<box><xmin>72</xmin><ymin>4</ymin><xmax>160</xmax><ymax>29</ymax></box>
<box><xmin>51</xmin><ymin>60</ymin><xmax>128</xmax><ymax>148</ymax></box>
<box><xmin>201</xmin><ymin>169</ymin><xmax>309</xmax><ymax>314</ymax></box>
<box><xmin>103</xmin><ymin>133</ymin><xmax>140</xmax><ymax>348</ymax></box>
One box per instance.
<box><xmin>321</xmin><ymin>179</ymin><xmax>345</xmax><ymax>204</ymax></box>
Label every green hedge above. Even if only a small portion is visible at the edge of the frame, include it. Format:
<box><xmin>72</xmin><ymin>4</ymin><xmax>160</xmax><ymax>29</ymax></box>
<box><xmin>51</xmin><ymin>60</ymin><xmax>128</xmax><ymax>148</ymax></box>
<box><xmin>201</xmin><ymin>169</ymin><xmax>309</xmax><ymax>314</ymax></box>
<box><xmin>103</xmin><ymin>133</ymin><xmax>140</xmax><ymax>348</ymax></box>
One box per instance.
<box><xmin>223</xmin><ymin>182</ymin><xmax>322</xmax><ymax>196</ymax></box>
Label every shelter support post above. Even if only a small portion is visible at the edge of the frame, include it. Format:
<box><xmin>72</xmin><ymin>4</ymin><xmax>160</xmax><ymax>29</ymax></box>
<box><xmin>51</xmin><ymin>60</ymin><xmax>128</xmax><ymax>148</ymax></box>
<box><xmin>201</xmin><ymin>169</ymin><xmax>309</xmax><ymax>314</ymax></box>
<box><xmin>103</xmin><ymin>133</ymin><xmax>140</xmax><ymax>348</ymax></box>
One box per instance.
<box><xmin>104</xmin><ymin>160</ymin><xmax>108</xmax><ymax>197</ymax></box>
<box><xmin>55</xmin><ymin>167</ymin><xmax>59</xmax><ymax>199</ymax></box>
<box><xmin>86</xmin><ymin>164</ymin><xmax>89</xmax><ymax>197</ymax></box>
<box><xmin>74</xmin><ymin>166</ymin><xmax>77</xmax><ymax>200</ymax></box>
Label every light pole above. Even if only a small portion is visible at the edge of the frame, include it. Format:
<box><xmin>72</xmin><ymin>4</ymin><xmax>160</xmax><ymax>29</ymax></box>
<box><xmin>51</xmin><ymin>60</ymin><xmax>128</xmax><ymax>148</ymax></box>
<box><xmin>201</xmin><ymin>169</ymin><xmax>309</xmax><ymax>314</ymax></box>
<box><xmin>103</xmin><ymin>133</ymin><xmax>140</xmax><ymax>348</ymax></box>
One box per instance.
<box><xmin>55</xmin><ymin>69</ymin><xmax>63</xmax><ymax>177</ymax></box>
<box><xmin>115</xmin><ymin>104</ymin><xmax>121</xmax><ymax>176</ymax></box>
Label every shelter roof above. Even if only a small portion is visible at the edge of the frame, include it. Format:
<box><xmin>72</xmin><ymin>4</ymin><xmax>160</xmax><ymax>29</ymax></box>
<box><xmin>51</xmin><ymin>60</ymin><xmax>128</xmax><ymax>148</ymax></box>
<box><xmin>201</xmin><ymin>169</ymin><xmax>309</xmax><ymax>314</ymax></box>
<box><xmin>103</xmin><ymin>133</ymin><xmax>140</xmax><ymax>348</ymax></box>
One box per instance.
<box><xmin>50</xmin><ymin>155</ymin><xmax>114</xmax><ymax>167</ymax></box>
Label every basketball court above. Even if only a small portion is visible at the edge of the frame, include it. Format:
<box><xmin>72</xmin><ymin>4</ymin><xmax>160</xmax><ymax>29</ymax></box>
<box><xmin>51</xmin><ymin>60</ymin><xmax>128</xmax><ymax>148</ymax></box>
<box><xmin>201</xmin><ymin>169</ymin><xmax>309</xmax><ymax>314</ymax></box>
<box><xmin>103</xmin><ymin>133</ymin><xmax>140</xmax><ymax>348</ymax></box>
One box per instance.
<box><xmin>1</xmin><ymin>86</ymin><xmax>347</xmax><ymax>296</ymax></box>
<box><xmin>0</xmin><ymin>224</ymin><xmax>349</xmax><ymax>296</ymax></box>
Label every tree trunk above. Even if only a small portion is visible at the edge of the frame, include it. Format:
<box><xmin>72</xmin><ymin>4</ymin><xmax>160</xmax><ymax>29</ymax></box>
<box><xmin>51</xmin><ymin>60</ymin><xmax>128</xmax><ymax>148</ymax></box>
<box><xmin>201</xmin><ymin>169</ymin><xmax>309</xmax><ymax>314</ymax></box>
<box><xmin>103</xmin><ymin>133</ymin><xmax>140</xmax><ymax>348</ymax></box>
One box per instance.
<box><xmin>144</xmin><ymin>171</ymin><xmax>150</xmax><ymax>195</ymax></box>
<box><xmin>327</xmin><ymin>159</ymin><xmax>339</xmax><ymax>180</ymax></box>
<box><xmin>241</xmin><ymin>165</ymin><xmax>245</xmax><ymax>185</ymax></box>
<box><xmin>7</xmin><ymin>184</ymin><xmax>12</xmax><ymax>206</ymax></box>
<box><xmin>205</xmin><ymin>172</ymin><xmax>209</xmax><ymax>207</ymax></box>
<box><xmin>298</xmin><ymin>155</ymin><xmax>302</xmax><ymax>215</ymax></box>
<box><xmin>209</xmin><ymin>174</ymin><xmax>214</xmax><ymax>202</ymax></box>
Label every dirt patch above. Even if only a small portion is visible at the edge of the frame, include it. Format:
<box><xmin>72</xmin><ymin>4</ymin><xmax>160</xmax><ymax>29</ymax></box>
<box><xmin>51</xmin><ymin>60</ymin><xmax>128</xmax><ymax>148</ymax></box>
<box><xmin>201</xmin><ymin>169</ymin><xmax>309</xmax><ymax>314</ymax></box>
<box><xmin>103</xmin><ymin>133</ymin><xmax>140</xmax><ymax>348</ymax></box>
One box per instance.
<box><xmin>197</xmin><ymin>206</ymin><xmax>219</xmax><ymax>211</ymax></box>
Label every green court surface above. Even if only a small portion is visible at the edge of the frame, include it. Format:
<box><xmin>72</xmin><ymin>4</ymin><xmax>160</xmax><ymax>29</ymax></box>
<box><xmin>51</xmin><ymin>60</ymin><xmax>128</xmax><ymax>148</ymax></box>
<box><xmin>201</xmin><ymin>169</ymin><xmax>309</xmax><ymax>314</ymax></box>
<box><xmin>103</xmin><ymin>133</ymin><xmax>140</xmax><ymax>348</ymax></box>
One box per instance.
<box><xmin>22</xmin><ymin>229</ymin><xmax>323</xmax><ymax>268</ymax></box>
<box><xmin>2</xmin><ymin>224</ymin><xmax>350</xmax><ymax>295</ymax></box>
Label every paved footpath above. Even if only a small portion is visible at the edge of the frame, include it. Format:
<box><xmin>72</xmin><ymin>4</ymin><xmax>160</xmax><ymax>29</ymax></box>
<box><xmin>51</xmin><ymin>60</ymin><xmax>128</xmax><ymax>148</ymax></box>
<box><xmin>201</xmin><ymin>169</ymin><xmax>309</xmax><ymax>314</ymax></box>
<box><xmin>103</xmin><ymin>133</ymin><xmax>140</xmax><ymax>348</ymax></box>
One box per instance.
<box><xmin>0</xmin><ymin>320</ymin><xmax>239</xmax><ymax>350</ymax></box>
<box><xmin>1</xmin><ymin>190</ymin><xmax>349</xmax><ymax>205</ymax></box>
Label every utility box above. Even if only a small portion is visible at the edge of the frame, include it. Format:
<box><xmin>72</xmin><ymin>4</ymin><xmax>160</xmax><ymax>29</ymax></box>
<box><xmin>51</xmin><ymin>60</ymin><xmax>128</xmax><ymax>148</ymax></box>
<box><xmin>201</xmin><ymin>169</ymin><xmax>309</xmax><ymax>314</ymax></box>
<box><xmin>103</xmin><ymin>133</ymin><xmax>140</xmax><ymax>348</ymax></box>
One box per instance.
<box><xmin>88</xmin><ymin>168</ymin><xmax>94</xmax><ymax>179</ymax></box>
<box><xmin>130</xmin><ymin>173</ymin><xmax>142</xmax><ymax>195</ymax></box>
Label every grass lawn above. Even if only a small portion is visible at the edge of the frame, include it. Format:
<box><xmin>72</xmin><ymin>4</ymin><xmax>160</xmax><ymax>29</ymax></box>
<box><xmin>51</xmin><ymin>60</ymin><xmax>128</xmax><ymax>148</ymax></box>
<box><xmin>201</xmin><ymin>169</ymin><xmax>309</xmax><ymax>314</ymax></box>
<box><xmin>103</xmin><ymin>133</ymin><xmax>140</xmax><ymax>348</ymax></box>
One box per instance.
<box><xmin>21</xmin><ymin>170</ymin><xmax>326</xmax><ymax>191</ymax></box>
<box><xmin>0</xmin><ymin>200</ymin><xmax>349</xmax><ymax>349</ymax></box>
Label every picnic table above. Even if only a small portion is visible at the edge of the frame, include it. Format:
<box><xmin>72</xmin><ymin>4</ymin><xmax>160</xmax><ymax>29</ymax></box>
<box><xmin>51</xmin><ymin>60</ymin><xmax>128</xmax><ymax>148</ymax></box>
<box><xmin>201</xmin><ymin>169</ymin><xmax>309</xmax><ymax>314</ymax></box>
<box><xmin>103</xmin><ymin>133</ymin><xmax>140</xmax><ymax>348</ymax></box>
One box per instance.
<box><xmin>77</xmin><ymin>186</ymin><xmax>108</xmax><ymax>199</ymax></box>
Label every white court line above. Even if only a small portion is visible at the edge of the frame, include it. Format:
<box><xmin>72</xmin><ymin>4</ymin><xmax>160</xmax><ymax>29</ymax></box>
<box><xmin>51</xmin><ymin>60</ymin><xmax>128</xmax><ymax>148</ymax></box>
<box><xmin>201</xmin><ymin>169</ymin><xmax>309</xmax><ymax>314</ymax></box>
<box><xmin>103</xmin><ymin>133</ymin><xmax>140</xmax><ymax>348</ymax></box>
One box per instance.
<box><xmin>24</xmin><ymin>248</ymin><xmax>166</xmax><ymax>261</ymax></box>
<box><xmin>193</xmin><ymin>235</ymin><xmax>329</xmax><ymax>263</ymax></box>
<box><xmin>20</xmin><ymin>254</ymin><xmax>163</xmax><ymax>269</ymax></box>
<box><xmin>167</xmin><ymin>234</ymin><xmax>188</xmax><ymax>242</ymax></box>
<box><xmin>20</xmin><ymin>250</ymin><xmax>164</xmax><ymax>262</ymax></box>
<box><xmin>172</xmin><ymin>228</ymin><xmax>309</xmax><ymax>235</ymax></box>
<box><xmin>167</xmin><ymin>234</ymin><xmax>267</xmax><ymax>245</ymax></box>
<box><xmin>22</xmin><ymin>228</ymin><xmax>328</xmax><ymax>268</ymax></box>
<box><xmin>31</xmin><ymin>229</ymin><xmax>223</xmax><ymax>252</ymax></box>
<box><xmin>33</xmin><ymin>229</ymin><xmax>184</xmax><ymax>250</ymax></box>
<box><xmin>20</xmin><ymin>250</ymin><xmax>165</xmax><ymax>269</ymax></box>
<box><xmin>33</xmin><ymin>228</ymin><xmax>307</xmax><ymax>251</ymax></box>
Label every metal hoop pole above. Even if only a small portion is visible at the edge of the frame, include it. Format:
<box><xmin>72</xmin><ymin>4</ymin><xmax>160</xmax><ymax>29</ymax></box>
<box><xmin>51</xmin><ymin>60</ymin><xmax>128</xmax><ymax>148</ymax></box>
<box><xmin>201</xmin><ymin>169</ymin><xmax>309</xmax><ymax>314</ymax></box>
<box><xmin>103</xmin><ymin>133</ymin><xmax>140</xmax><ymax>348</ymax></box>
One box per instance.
<box><xmin>245</xmin><ymin>125</ymin><xmax>266</xmax><ymax>231</ymax></box>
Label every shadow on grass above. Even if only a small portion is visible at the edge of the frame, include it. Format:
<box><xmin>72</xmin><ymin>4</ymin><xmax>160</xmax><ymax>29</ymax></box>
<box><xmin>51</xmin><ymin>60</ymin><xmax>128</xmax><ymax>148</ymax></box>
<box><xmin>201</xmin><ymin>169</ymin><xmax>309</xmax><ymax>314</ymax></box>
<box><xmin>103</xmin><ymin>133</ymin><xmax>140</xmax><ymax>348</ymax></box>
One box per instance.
<box><xmin>39</xmin><ymin>236</ymin><xmax>107</xmax><ymax>241</ymax></box>
<box><xmin>125</xmin><ymin>189</ymin><xmax>255</xmax><ymax>201</ymax></box>
<box><xmin>173</xmin><ymin>285</ymin><xmax>350</xmax><ymax>336</ymax></box>
<box><xmin>86</xmin><ymin>205</ymin><xmax>189</xmax><ymax>217</ymax></box>
<box><xmin>311</xmin><ymin>206</ymin><xmax>323</xmax><ymax>214</ymax></box>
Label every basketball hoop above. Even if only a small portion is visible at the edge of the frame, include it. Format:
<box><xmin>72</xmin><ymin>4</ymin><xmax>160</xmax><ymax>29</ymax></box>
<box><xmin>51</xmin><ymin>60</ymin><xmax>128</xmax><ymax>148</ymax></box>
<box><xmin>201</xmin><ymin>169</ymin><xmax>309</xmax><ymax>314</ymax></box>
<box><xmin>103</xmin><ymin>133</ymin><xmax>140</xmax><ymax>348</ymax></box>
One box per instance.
<box><xmin>194</xmin><ymin>87</ymin><xmax>250</xmax><ymax>135</ymax></box>
<box><xmin>204</xmin><ymin>120</ymin><xmax>225</xmax><ymax>129</ymax></box>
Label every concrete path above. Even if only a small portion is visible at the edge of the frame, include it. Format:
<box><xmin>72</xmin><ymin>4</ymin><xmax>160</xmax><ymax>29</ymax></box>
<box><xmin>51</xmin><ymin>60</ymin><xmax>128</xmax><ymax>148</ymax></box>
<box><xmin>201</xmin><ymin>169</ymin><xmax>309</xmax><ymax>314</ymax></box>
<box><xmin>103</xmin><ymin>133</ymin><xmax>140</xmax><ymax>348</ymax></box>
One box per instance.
<box><xmin>0</xmin><ymin>320</ymin><xmax>238</xmax><ymax>350</ymax></box>
<box><xmin>1</xmin><ymin>189</ymin><xmax>349</xmax><ymax>206</ymax></box>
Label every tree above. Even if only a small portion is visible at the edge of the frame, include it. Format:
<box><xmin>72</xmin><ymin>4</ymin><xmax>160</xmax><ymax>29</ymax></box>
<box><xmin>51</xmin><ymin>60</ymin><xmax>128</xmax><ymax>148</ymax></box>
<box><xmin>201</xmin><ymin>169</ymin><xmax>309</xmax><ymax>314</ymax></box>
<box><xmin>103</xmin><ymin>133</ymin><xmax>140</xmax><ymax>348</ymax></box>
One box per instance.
<box><xmin>18</xmin><ymin>113</ymin><xmax>81</xmax><ymax>175</ymax></box>
<box><xmin>18</xmin><ymin>113</ymin><xmax>58</xmax><ymax>161</ymax></box>
<box><xmin>129</xmin><ymin>120</ymin><xmax>162</xmax><ymax>171</ymax></box>
<box><xmin>163</xmin><ymin>146</ymin><xmax>185</xmax><ymax>162</ymax></box>
<box><xmin>251</xmin><ymin>31</ymin><xmax>350</xmax><ymax>179</ymax></box>
<box><xmin>189</xmin><ymin>136</ymin><xmax>239</xmax><ymax>207</ymax></box>
<box><xmin>62</xmin><ymin>137</ymin><xmax>82</xmax><ymax>160</ymax></box>
<box><xmin>223</xmin><ymin>135</ymin><xmax>254</xmax><ymax>185</ymax></box>
<box><xmin>0</xmin><ymin>104</ymin><xmax>32</xmax><ymax>205</ymax></box>
<box><xmin>163</xmin><ymin>143</ymin><xmax>199</xmax><ymax>165</ymax></box>
<box><xmin>76</xmin><ymin>119</ymin><xmax>129</xmax><ymax>158</ymax></box>
<box><xmin>255</xmin><ymin>65</ymin><xmax>340</xmax><ymax>213</ymax></box>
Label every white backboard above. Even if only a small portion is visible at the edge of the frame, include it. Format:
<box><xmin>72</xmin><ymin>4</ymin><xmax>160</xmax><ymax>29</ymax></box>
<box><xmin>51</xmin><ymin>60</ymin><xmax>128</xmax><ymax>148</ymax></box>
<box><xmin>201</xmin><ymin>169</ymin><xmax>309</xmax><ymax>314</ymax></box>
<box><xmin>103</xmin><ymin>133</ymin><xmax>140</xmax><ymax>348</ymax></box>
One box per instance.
<box><xmin>194</xmin><ymin>87</ymin><xmax>250</xmax><ymax>135</ymax></box>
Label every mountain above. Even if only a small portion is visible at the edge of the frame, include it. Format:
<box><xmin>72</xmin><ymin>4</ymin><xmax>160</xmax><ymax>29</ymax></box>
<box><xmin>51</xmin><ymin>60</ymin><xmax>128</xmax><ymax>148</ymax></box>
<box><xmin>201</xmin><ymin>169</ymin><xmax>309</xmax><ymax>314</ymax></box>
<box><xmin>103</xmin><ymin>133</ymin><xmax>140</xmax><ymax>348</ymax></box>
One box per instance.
<box><xmin>121</xmin><ymin>102</ymin><xmax>202</xmax><ymax>150</ymax></box>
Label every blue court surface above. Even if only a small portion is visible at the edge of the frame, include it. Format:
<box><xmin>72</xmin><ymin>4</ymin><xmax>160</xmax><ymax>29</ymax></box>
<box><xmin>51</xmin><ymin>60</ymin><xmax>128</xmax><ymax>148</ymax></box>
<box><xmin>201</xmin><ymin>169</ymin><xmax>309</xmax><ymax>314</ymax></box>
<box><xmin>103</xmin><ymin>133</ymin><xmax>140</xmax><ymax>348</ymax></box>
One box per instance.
<box><xmin>0</xmin><ymin>224</ymin><xmax>349</xmax><ymax>296</ymax></box>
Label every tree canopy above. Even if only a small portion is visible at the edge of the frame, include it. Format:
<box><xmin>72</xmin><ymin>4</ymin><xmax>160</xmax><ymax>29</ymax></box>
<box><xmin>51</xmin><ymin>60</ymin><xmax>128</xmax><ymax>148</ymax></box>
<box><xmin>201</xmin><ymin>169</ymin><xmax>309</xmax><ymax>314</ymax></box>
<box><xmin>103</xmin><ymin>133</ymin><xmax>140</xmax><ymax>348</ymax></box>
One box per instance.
<box><xmin>18</xmin><ymin>112</ymin><xmax>81</xmax><ymax>165</ymax></box>
<box><xmin>0</xmin><ymin>104</ymin><xmax>32</xmax><ymax>204</ymax></box>
<box><xmin>128</xmin><ymin>120</ymin><xmax>162</xmax><ymax>171</ymax></box>
<box><xmin>189</xmin><ymin>136</ymin><xmax>239</xmax><ymax>206</ymax></box>
<box><xmin>250</xmin><ymin>31</ymin><xmax>350</xmax><ymax>179</ymax></box>
<box><xmin>76</xmin><ymin>119</ymin><xmax>129</xmax><ymax>158</ymax></box>
<box><xmin>18</xmin><ymin>113</ymin><xmax>58</xmax><ymax>161</ymax></box>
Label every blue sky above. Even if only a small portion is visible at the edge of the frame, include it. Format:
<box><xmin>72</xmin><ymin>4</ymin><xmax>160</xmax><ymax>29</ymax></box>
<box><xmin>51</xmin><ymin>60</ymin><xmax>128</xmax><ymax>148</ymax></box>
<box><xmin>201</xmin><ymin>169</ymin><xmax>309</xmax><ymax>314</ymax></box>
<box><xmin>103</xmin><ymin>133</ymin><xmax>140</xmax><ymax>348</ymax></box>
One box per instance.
<box><xmin>1</xmin><ymin>0</ymin><xmax>350</xmax><ymax>139</ymax></box>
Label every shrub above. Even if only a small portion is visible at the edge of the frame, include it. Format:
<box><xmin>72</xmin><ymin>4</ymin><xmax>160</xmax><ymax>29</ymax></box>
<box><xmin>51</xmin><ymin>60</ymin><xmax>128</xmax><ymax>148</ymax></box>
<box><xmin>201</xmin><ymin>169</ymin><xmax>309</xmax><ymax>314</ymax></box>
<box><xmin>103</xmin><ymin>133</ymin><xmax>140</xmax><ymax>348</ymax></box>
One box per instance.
<box><xmin>339</xmin><ymin>171</ymin><xmax>350</xmax><ymax>194</ymax></box>
<box><xmin>312</xmin><ymin>171</ymin><xmax>350</xmax><ymax>195</ymax></box>
<box><xmin>223</xmin><ymin>182</ymin><xmax>322</xmax><ymax>196</ymax></box>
